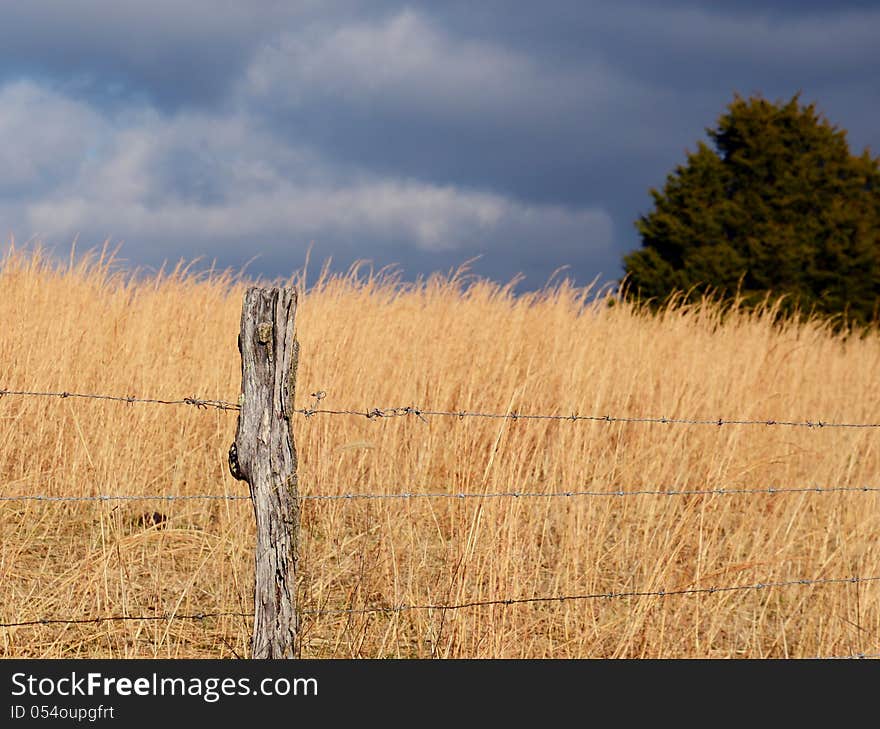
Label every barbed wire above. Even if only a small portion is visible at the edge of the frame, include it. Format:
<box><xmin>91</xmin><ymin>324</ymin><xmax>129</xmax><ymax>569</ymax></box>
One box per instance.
<box><xmin>4</xmin><ymin>608</ymin><xmax>871</xmax><ymax>659</ymax></box>
<box><xmin>2</xmin><ymin>484</ymin><xmax>880</xmax><ymax>504</ymax></box>
<box><xmin>5</xmin><ymin>388</ymin><xmax>878</xmax><ymax>658</ymax></box>
<box><xmin>300</xmin><ymin>485</ymin><xmax>880</xmax><ymax>500</ymax></box>
<box><xmin>3</xmin><ymin>387</ymin><xmax>879</xmax><ymax>429</ymax></box>
<box><xmin>0</xmin><ymin>388</ymin><xmax>239</xmax><ymax>411</ymax></box>
<box><xmin>0</xmin><ymin>494</ymin><xmax>251</xmax><ymax>502</ymax></box>
<box><xmin>296</xmin><ymin>404</ymin><xmax>880</xmax><ymax>429</ymax></box>
<box><xmin>300</xmin><ymin>575</ymin><xmax>880</xmax><ymax>616</ymax></box>
<box><xmin>4</xmin><ymin>574</ymin><xmax>876</xmax><ymax>630</ymax></box>
<box><xmin>0</xmin><ymin>611</ymin><xmax>252</xmax><ymax>628</ymax></box>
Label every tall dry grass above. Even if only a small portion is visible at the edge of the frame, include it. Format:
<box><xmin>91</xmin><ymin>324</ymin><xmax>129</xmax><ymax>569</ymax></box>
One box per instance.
<box><xmin>1</xmin><ymin>244</ymin><xmax>878</xmax><ymax>658</ymax></box>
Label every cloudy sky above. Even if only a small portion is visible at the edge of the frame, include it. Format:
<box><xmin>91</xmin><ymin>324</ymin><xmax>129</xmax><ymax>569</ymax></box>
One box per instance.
<box><xmin>1</xmin><ymin>1</ymin><xmax>878</xmax><ymax>289</ymax></box>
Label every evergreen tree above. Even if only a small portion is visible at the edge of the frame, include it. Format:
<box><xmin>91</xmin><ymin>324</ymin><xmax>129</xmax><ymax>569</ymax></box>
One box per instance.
<box><xmin>623</xmin><ymin>93</ymin><xmax>880</xmax><ymax>327</ymax></box>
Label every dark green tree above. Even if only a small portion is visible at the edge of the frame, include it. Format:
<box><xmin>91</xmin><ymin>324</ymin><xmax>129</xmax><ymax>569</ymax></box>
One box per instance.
<box><xmin>623</xmin><ymin>93</ymin><xmax>880</xmax><ymax>327</ymax></box>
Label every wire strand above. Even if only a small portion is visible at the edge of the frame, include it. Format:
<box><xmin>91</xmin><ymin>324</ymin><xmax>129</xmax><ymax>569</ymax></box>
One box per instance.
<box><xmin>302</xmin><ymin>574</ymin><xmax>880</xmax><ymax>616</ymax></box>
<box><xmin>0</xmin><ymin>494</ymin><xmax>251</xmax><ymax>502</ymax></box>
<box><xmin>6</xmin><ymin>574</ymin><xmax>873</xmax><ymax>629</ymax></box>
<box><xmin>0</xmin><ymin>388</ymin><xmax>239</xmax><ymax>411</ymax></box>
<box><xmin>295</xmin><ymin>405</ymin><xmax>880</xmax><ymax>429</ymax></box>
<box><xmin>3</xmin><ymin>388</ymin><xmax>879</xmax><ymax>429</ymax></box>
<box><xmin>3</xmin><ymin>484</ymin><xmax>879</xmax><ymax>503</ymax></box>
<box><xmin>0</xmin><ymin>611</ymin><xmax>251</xmax><ymax>628</ymax></box>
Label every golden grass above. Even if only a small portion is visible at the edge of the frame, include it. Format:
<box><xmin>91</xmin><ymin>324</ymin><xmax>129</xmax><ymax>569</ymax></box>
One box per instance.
<box><xmin>1</xmin><ymin>243</ymin><xmax>878</xmax><ymax>658</ymax></box>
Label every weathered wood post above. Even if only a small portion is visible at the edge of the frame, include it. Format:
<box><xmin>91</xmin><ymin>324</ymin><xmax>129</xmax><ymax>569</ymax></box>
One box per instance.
<box><xmin>228</xmin><ymin>287</ymin><xmax>299</xmax><ymax>658</ymax></box>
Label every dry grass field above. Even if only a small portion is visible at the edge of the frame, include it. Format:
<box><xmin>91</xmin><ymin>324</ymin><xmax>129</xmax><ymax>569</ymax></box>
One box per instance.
<box><xmin>1</xmin><ymin>244</ymin><xmax>879</xmax><ymax>658</ymax></box>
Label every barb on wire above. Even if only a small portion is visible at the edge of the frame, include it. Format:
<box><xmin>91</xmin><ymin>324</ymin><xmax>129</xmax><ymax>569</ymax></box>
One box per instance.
<box><xmin>302</xmin><ymin>574</ymin><xmax>880</xmax><ymax>617</ymax></box>
<box><xmin>2</xmin><ymin>484</ymin><xmax>879</xmax><ymax>504</ymax></box>
<box><xmin>0</xmin><ymin>388</ymin><xmax>239</xmax><ymax>411</ymax></box>
<box><xmin>0</xmin><ymin>611</ymin><xmax>253</xmax><ymax>629</ymax></box>
<box><xmin>292</xmin><ymin>404</ymin><xmax>880</xmax><ymax>430</ymax></box>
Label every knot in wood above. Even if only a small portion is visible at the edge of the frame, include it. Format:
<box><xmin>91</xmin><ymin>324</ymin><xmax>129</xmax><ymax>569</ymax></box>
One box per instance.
<box><xmin>256</xmin><ymin>321</ymin><xmax>273</xmax><ymax>344</ymax></box>
<box><xmin>228</xmin><ymin>442</ymin><xmax>246</xmax><ymax>481</ymax></box>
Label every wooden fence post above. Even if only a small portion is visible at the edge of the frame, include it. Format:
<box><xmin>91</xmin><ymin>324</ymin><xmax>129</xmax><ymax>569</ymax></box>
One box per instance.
<box><xmin>229</xmin><ymin>287</ymin><xmax>300</xmax><ymax>658</ymax></box>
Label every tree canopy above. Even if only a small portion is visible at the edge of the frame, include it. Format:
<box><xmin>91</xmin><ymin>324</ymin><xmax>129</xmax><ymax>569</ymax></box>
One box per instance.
<box><xmin>623</xmin><ymin>93</ymin><xmax>880</xmax><ymax>327</ymax></box>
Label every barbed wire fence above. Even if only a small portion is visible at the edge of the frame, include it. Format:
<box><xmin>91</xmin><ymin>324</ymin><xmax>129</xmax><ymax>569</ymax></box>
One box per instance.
<box><xmin>3</xmin><ymin>484</ymin><xmax>880</xmax><ymax>503</ymax></box>
<box><xmin>4</xmin><ymin>386</ymin><xmax>880</xmax><ymax>428</ymax></box>
<box><xmin>1</xmin><ymin>385</ymin><xmax>878</xmax><ymax>659</ymax></box>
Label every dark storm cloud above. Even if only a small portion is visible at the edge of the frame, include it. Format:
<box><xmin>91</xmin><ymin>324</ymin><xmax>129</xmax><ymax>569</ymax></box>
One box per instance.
<box><xmin>241</xmin><ymin>14</ymin><xmax>646</xmax><ymax>202</ymax></box>
<box><xmin>0</xmin><ymin>2</ymin><xmax>877</xmax><ymax>289</ymax></box>
<box><xmin>0</xmin><ymin>2</ymin><xmax>327</xmax><ymax>109</ymax></box>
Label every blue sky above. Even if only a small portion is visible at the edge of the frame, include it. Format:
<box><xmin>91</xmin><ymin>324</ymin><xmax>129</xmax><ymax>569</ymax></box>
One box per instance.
<box><xmin>1</xmin><ymin>1</ymin><xmax>878</xmax><ymax>289</ymax></box>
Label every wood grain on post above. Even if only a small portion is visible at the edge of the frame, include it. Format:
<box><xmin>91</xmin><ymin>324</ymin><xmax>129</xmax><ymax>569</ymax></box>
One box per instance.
<box><xmin>230</xmin><ymin>287</ymin><xmax>299</xmax><ymax>658</ymax></box>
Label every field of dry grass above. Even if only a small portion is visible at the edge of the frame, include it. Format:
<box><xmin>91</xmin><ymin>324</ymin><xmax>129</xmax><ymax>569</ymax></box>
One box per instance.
<box><xmin>1</xmin><ymin>244</ymin><xmax>878</xmax><ymax>658</ymax></box>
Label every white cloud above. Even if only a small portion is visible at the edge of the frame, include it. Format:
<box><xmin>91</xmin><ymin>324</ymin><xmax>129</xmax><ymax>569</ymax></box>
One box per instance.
<box><xmin>25</xmin><ymin>178</ymin><xmax>611</xmax><ymax>256</ymax></box>
<box><xmin>0</xmin><ymin>81</ymin><xmax>109</xmax><ymax>195</ymax></box>
<box><xmin>248</xmin><ymin>11</ymin><xmax>530</xmax><ymax>107</ymax></box>
<box><xmin>0</xmin><ymin>79</ymin><xmax>612</xmax><ymax>263</ymax></box>
<box><xmin>243</xmin><ymin>9</ymin><xmax>642</xmax><ymax>128</ymax></box>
